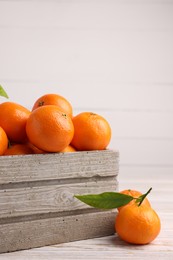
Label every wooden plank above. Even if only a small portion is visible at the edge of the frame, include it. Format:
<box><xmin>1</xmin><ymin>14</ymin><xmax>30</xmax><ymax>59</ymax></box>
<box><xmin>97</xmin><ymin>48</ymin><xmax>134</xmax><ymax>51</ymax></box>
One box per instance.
<box><xmin>0</xmin><ymin>149</ymin><xmax>118</xmax><ymax>253</ymax></box>
<box><xmin>0</xmin><ymin>179</ymin><xmax>118</xmax><ymax>218</ymax></box>
<box><xmin>0</xmin><ymin>161</ymin><xmax>173</xmax><ymax>258</ymax></box>
<box><xmin>0</xmin><ymin>210</ymin><xmax>116</xmax><ymax>254</ymax></box>
<box><xmin>0</xmin><ymin>150</ymin><xmax>118</xmax><ymax>184</ymax></box>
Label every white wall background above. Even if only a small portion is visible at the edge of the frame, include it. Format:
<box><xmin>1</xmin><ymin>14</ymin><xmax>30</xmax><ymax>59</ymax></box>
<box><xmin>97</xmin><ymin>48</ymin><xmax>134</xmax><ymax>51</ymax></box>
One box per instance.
<box><xmin>0</xmin><ymin>0</ymin><xmax>173</xmax><ymax>184</ymax></box>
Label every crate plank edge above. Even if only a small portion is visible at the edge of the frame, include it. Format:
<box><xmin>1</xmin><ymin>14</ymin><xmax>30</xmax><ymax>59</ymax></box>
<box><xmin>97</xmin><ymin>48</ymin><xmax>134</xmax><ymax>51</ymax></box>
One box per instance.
<box><xmin>0</xmin><ymin>149</ymin><xmax>119</xmax><ymax>253</ymax></box>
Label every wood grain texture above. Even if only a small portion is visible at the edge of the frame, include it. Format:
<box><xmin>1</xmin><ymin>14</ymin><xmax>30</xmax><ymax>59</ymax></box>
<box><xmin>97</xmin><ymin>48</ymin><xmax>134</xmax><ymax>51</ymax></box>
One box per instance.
<box><xmin>0</xmin><ymin>167</ymin><xmax>172</xmax><ymax>259</ymax></box>
<box><xmin>0</xmin><ymin>180</ymin><xmax>118</xmax><ymax>218</ymax></box>
<box><xmin>0</xmin><ymin>150</ymin><xmax>118</xmax><ymax>253</ymax></box>
<box><xmin>0</xmin><ymin>210</ymin><xmax>116</xmax><ymax>254</ymax></box>
<box><xmin>0</xmin><ymin>150</ymin><xmax>118</xmax><ymax>184</ymax></box>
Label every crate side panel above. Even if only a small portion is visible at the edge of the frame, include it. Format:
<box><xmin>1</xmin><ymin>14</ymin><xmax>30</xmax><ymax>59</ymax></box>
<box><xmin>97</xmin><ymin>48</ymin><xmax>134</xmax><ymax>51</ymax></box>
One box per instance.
<box><xmin>0</xmin><ymin>179</ymin><xmax>118</xmax><ymax>218</ymax></box>
<box><xmin>0</xmin><ymin>150</ymin><xmax>119</xmax><ymax>184</ymax></box>
<box><xmin>0</xmin><ymin>210</ymin><xmax>116</xmax><ymax>254</ymax></box>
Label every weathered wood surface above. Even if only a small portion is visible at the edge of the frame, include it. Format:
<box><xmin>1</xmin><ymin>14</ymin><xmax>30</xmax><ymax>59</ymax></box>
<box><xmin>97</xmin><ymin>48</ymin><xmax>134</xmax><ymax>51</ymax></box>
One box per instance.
<box><xmin>0</xmin><ymin>168</ymin><xmax>172</xmax><ymax>259</ymax></box>
<box><xmin>0</xmin><ymin>180</ymin><xmax>118</xmax><ymax>218</ymax></box>
<box><xmin>0</xmin><ymin>150</ymin><xmax>119</xmax><ymax>184</ymax></box>
<box><xmin>0</xmin><ymin>210</ymin><xmax>116</xmax><ymax>254</ymax></box>
<box><xmin>0</xmin><ymin>150</ymin><xmax>118</xmax><ymax>253</ymax></box>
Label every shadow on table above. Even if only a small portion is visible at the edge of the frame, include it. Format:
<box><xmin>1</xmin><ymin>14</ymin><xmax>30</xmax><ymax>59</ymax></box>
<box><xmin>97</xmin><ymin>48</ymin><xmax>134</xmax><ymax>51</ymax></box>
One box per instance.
<box><xmin>109</xmin><ymin>234</ymin><xmax>150</xmax><ymax>250</ymax></box>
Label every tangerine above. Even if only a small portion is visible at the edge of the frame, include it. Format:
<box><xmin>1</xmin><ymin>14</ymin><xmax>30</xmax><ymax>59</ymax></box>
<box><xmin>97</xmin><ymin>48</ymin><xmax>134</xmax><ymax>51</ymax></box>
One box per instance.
<box><xmin>71</xmin><ymin>112</ymin><xmax>111</xmax><ymax>151</ymax></box>
<box><xmin>3</xmin><ymin>143</ymin><xmax>34</xmax><ymax>156</ymax></box>
<box><xmin>27</xmin><ymin>142</ymin><xmax>46</xmax><ymax>154</ymax></box>
<box><xmin>26</xmin><ymin>105</ymin><xmax>74</xmax><ymax>152</ymax></box>
<box><xmin>32</xmin><ymin>93</ymin><xmax>73</xmax><ymax>118</ymax></box>
<box><xmin>118</xmin><ymin>189</ymin><xmax>151</xmax><ymax>212</ymax></box>
<box><xmin>0</xmin><ymin>127</ymin><xmax>8</xmax><ymax>155</ymax></box>
<box><xmin>115</xmin><ymin>203</ymin><xmax>161</xmax><ymax>245</ymax></box>
<box><xmin>60</xmin><ymin>144</ymin><xmax>76</xmax><ymax>152</ymax></box>
<box><xmin>0</xmin><ymin>102</ymin><xmax>30</xmax><ymax>143</ymax></box>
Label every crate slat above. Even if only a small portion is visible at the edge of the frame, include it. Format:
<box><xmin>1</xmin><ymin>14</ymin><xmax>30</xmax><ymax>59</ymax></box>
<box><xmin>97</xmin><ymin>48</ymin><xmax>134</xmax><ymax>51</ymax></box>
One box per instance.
<box><xmin>0</xmin><ymin>150</ymin><xmax>118</xmax><ymax>184</ymax></box>
<box><xmin>0</xmin><ymin>179</ymin><xmax>118</xmax><ymax>218</ymax></box>
<box><xmin>0</xmin><ymin>210</ymin><xmax>116</xmax><ymax>254</ymax></box>
<box><xmin>0</xmin><ymin>150</ymin><xmax>119</xmax><ymax>253</ymax></box>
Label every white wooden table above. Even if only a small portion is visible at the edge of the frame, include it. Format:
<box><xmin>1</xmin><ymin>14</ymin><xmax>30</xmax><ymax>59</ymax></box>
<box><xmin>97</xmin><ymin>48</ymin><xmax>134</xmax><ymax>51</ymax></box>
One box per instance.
<box><xmin>0</xmin><ymin>169</ymin><xmax>172</xmax><ymax>259</ymax></box>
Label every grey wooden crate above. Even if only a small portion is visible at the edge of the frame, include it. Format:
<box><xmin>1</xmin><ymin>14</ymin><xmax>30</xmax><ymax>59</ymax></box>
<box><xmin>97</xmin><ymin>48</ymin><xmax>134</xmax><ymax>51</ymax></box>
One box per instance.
<box><xmin>0</xmin><ymin>150</ymin><xmax>119</xmax><ymax>253</ymax></box>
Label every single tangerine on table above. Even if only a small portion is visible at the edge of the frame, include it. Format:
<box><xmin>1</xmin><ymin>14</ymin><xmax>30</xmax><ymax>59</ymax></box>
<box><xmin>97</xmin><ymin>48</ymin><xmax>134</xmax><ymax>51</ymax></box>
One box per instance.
<box><xmin>71</xmin><ymin>112</ymin><xmax>111</xmax><ymax>151</ymax></box>
<box><xmin>0</xmin><ymin>102</ymin><xmax>30</xmax><ymax>143</ymax></box>
<box><xmin>3</xmin><ymin>143</ymin><xmax>34</xmax><ymax>156</ymax></box>
<box><xmin>118</xmin><ymin>189</ymin><xmax>151</xmax><ymax>212</ymax></box>
<box><xmin>26</xmin><ymin>105</ymin><xmax>74</xmax><ymax>152</ymax></box>
<box><xmin>32</xmin><ymin>93</ymin><xmax>73</xmax><ymax>118</ymax></box>
<box><xmin>115</xmin><ymin>202</ymin><xmax>161</xmax><ymax>245</ymax></box>
<box><xmin>0</xmin><ymin>127</ymin><xmax>8</xmax><ymax>155</ymax></box>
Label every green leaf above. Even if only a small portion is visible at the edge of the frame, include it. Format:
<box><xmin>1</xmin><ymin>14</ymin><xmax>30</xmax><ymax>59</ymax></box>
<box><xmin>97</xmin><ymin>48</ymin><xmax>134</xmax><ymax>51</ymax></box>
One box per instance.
<box><xmin>74</xmin><ymin>192</ymin><xmax>134</xmax><ymax>209</ymax></box>
<box><xmin>0</xmin><ymin>85</ymin><xmax>9</xmax><ymax>98</ymax></box>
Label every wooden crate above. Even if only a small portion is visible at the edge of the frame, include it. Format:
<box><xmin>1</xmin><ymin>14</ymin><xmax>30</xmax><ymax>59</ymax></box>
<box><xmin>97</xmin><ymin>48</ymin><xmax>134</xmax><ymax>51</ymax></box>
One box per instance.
<box><xmin>0</xmin><ymin>150</ymin><xmax>119</xmax><ymax>253</ymax></box>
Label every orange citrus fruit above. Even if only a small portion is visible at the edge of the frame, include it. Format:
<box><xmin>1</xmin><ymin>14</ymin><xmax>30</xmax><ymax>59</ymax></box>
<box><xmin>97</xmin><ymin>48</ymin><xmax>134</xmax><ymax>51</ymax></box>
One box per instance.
<box><xmin>60</xmin><ymin>145</ymin><xmax>76</xmax><ymax>152</ymax></box>
<box><xmin>115</xmin><ymin>203</ymin><xmax>161</xmax><ymax>245</ymax></box>
<box><xmin>0</xmin><ymin>127</ymin><xmax>8</xmax><ymax>155</ymax></box>
<box><xmin>32</xmin><ymin>93</ymin><xmax>73</xmax><ymax>118</ymax></box>
<box><xmin>0</xmin><ymin>102</ymin><xmax>30</xmax><ymax>143</ymax></box>
<box><xmin>27</xmin><ymin>142</ymin><xmax>46</xmax><ymax>154</ymax></box>
<box><xmin>26</xmin><ymin>105</ymin><xmax>74</xmax><ymax>152</ymax></box>
<box><xmin>71</xmin><ymin>112</ymin><xmax>111</xmax><ymax>151</ymax></box>
<box><xmin>118</xmin><ymin>189</ymin><xmax>151</xmax><ymax>212</ymax></box>
<box><xmin>3</xmin><ymin>143</ymin><xmax>34</xmax><ymax>156</ymax></box>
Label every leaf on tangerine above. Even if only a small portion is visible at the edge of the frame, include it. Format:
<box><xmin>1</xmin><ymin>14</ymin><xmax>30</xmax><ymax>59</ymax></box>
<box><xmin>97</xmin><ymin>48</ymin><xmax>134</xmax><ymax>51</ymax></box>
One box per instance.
<box><xmin>74</xmin><ymin>192</ymin><xmax>134</xmax><ymax>209</ymax></box>
<box><xmin>0</xmin><ymin>85</ymin><xmax>9</xmax><ymax>99</ymax></box>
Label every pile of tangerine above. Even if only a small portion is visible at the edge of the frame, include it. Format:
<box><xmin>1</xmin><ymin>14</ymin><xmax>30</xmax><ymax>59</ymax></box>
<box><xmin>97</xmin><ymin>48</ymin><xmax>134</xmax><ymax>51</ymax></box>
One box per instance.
<box><xmin>0</xmin><ymin>93</ymin><xmax>111</xmax><ymax>156</ymax></box>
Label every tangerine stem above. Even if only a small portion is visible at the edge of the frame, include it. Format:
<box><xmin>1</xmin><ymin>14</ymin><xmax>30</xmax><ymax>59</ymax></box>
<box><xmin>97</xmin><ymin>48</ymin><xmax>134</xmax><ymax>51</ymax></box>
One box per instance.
<box><xmin>137</xmin><ymin>187</ymin><xmax>152</xmax><ymax>206</ymax></box>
